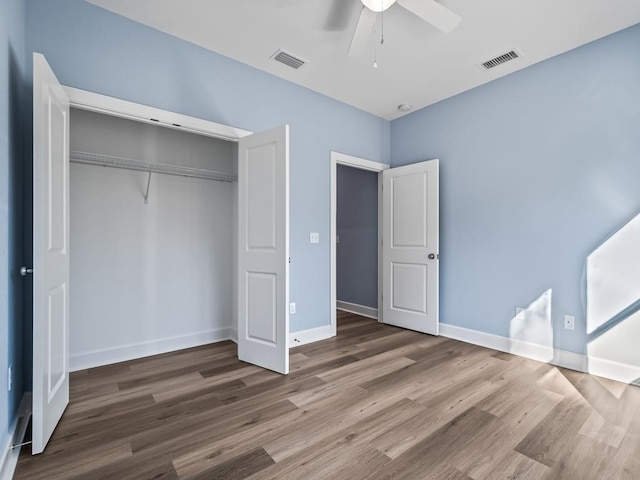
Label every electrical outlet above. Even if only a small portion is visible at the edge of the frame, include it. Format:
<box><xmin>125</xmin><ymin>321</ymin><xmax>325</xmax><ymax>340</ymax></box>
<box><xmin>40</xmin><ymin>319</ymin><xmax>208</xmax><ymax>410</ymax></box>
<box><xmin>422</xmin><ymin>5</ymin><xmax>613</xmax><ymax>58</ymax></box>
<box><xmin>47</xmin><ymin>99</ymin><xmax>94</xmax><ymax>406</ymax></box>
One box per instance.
<box><xmin>564</xmin><ymin>315</ymin><xmax>575</xmax><ymax>330</ymax></box>
<box><xmin>310</xmin><ymin>232</ymin><xmax>319</xmax><ymax>244</ymax></box>
<box><xmin>7</xmin><ymin>365</ymin><xmax>12</xmax><ymax>392</ymax></box>
<box><xmin>515</xmin><ymin>307</ymin><xmax>525</xmax><ymax>320</ymax></box>
<box><xmin>289</xmin><ymin>303</ymin><xmax>296</xmax><ymax>314</ymax></box>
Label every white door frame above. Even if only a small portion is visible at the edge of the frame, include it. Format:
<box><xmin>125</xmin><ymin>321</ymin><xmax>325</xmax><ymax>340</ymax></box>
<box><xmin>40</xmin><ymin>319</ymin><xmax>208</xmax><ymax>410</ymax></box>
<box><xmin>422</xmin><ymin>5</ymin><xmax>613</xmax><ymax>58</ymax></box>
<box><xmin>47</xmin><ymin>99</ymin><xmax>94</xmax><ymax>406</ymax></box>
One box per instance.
<box><xmin>63</xmin><ymin>87</ymin><xmax>252</xmax><ymax>141</ymax></box>
<box><xmin>330</xmin><ymin>151</ymin><xmax>389</xmax><ymax>336</ymax></box>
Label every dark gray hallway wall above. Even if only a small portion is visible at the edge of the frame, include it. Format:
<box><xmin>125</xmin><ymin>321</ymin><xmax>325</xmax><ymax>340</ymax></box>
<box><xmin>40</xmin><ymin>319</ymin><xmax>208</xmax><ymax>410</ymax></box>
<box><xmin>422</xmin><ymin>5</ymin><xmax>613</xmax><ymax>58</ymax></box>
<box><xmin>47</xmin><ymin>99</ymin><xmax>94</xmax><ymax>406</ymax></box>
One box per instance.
<box><xmin>1</xmin><ymin>0</ymin><xmax>27</xmax><ymax>449</ymax></box>
<box><xmin>336</xmin><ymin>165</ymin><xmax>378</xmax><ymax>309</ymax></box>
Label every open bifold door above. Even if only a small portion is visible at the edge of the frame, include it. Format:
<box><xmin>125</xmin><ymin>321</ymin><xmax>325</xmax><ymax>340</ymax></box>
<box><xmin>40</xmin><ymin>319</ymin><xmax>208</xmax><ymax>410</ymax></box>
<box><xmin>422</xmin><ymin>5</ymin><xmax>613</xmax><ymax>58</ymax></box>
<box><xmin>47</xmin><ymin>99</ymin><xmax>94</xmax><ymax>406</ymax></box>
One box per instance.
<box><xmin>237</xmin><ymin>125</ymin><xmax>290</xmax><ymax>374</ymax></box>
<box><xmin>32</xmin><ymin>53</ymin><xmax>71</xmax><ymax>454</ymax></box>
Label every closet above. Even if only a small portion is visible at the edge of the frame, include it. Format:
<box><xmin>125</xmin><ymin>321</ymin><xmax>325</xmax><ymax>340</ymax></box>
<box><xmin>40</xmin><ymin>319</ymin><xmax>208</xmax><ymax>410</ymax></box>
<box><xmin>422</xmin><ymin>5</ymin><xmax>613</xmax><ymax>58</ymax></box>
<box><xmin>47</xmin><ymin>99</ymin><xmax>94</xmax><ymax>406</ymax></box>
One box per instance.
<box><xmin>68</xmin><ymin>109</ymin><xmax>237</xmax><ymax>371</ymax></box>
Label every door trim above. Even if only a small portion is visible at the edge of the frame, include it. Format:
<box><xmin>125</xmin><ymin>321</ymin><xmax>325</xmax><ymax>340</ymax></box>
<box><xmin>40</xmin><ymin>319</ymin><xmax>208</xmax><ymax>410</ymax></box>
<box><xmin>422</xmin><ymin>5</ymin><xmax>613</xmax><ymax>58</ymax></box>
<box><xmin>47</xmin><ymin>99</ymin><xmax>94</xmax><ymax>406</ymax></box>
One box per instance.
<box><xmin>63</xmin><ymin>86</ymin><xmax>252</xmax><ymax>141</ymax></box>
<box><xmin>330</xmin><ymin>151</ymin><xmax>389</xmax><ymax>336</ymax></box>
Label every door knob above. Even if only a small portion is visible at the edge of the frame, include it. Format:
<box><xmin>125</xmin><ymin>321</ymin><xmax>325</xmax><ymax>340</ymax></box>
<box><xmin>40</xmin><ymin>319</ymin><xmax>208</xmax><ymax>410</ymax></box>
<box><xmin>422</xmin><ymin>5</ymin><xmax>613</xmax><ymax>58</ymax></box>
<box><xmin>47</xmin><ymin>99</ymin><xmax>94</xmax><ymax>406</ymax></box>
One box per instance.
<box><xmin>428</xmin><ymin>254</ymin><xmax>436</xmax><ymax>260</ymax></box>
<box><xmin>20</xmin><ymin>266</ymin><xmax>33</xmax><ymax>276</ymax></box>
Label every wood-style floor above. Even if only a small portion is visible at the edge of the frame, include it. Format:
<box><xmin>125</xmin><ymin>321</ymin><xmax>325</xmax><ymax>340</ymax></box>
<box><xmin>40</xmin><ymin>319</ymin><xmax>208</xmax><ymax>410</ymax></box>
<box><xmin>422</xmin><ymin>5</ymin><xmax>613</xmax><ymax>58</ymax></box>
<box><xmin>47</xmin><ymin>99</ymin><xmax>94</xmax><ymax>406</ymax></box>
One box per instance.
<box><xmin>15</xmin><ymin>312</ymin><xmax>640</xmax><ymax>479</ymax></box>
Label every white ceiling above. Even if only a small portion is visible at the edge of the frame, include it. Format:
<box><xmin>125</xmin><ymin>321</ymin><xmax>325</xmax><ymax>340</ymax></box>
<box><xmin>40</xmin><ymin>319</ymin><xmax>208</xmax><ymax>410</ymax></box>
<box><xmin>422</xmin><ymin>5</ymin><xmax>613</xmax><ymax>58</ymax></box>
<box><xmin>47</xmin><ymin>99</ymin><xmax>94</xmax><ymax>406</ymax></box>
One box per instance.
<box><xmin>84</xmin><ymin>0</ymin><xmax>640</xmax><ymax>120</ymax></box>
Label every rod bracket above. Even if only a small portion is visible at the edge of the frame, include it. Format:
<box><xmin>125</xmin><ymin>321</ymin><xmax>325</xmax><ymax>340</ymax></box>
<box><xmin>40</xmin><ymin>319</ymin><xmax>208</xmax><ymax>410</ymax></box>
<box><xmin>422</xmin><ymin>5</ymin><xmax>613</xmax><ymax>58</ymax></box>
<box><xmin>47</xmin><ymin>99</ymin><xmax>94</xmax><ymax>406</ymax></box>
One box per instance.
<box><xmin>144</xmin><ymin>171</ymin><xmax>152</xmax><ymax>204</ymax></box>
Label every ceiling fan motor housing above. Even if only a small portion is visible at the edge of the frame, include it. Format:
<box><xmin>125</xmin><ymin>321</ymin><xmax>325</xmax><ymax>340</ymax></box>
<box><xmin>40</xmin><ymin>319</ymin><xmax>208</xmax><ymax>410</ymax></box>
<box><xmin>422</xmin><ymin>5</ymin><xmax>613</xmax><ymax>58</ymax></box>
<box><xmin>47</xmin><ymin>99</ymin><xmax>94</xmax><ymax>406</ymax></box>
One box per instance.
<box><xmin>361</xmin><ymin>0</ymin><xmax>398</xmax><ymax>12</ymax></box>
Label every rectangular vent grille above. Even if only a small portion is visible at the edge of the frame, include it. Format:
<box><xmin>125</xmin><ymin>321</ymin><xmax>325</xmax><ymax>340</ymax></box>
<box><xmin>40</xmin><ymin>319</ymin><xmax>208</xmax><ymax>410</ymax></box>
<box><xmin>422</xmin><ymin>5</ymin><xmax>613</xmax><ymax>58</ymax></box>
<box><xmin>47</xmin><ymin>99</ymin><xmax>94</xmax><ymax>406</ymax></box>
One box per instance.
<box><xmin>271</xmin><ymin>49</ymin><xmax>307</xmax><ymax>70</ymax></box>
<box><xmin>480</xmin><ymin>50</ymin><xmax>520</xmax><ymax>70</ymax></box>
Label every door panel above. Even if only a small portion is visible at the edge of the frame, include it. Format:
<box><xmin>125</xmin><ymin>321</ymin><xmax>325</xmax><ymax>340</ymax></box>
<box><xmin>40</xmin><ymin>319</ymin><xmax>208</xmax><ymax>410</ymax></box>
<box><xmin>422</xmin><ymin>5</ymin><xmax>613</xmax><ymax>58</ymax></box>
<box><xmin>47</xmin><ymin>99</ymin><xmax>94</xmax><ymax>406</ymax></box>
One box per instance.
<box><xmin>383</xmin><ymin>160</ymin><xmax>439</xmax><ymax>335</ymax></box>
<box><xmin>391</xmin><ymin>173</ymin><xmax>427</xmax><ymax>247</ymax></box>
<box><xmin>247</xmin><ymin>273</ymin><xmax>277</xmax><ymax>344</ymax></box>
<box><xmin>32</xmin><ymin>53</ymin><xmax>70</xmax><ymax>454</ymax></box>
<box><xmin>392</xmin><ymin>263</ymin><xmax>427</xmax><ymax>314</ymax></box>
<box><xmin>238</xmin><ymin>125</ymin><xmax>289</xmax><ymax>374</ymax></box>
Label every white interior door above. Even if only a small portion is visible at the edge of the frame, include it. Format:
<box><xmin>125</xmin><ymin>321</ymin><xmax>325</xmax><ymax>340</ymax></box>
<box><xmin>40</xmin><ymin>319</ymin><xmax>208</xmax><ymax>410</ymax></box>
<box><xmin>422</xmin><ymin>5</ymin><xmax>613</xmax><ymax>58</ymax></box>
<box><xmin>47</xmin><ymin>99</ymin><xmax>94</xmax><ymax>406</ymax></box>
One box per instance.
<box><xmin>382</xmin><ymin>159</ymin><xmax>439</xmax><ymax>335</ymax></box>
<box><xmin>238</xmin><ymin>125</ymin><xmax>289</xmax><ymax>374</ymax></box>
<box><xmin>32</xmin><ymin>53</ymin><xmax>70</xmax><ymax>454</ymax></box>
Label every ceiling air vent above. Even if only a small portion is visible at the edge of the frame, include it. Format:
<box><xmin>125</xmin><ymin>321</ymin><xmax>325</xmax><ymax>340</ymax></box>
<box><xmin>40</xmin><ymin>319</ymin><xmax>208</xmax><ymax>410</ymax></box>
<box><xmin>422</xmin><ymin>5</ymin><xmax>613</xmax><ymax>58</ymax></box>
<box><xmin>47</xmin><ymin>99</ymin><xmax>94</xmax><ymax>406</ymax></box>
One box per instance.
<box><xmin>271</xmin><ymin>49</ymin><xmax>307</xmax><ymax>70</ymax></box>
<box><xmin>479</xmin><ymin>49</ymin><xmax>521</xmax><ymax>71</ymax></box>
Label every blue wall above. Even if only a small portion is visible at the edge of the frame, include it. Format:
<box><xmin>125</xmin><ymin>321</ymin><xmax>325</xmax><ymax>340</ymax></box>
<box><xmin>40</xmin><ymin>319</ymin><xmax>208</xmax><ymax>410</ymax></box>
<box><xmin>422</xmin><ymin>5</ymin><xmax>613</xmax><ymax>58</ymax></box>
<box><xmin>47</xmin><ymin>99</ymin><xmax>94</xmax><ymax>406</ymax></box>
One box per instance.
<box><xmin>1</xmin><ymin>0</ymin><xmax>27</xmax><ymax>452</ymax></box>
<box><xmin>391</xmin><ymin>24</ymin><xmax>640</xmax><ymax>355</ymax></box>
<box><xmin>25</xmin><ymin>0</ymin><xmax>391</xmax><ymax>335</ymax></box>
<box><xmin>337</xmin><ymin>165</ymin><xmax>378</xmax><ymax>308</ymax></box>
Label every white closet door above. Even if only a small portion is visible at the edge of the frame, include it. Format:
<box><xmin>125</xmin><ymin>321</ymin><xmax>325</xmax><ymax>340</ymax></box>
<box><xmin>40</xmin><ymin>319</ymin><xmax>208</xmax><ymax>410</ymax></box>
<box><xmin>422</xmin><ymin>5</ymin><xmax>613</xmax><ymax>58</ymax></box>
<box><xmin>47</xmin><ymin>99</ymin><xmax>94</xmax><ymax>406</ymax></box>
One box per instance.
<box><xmin>382</xmin><ymin>159</ymin><xmax>439</xmax><ymax>335</ymax></box>
<box><xmin>32</xmin><ymin>53</ymin><xmax>70</xmax><ymax>454</ymax></box>
<box><xmin>238</xmin><ymin>125</ymin><xmax>290</xmax><ymax>374</ymax></box>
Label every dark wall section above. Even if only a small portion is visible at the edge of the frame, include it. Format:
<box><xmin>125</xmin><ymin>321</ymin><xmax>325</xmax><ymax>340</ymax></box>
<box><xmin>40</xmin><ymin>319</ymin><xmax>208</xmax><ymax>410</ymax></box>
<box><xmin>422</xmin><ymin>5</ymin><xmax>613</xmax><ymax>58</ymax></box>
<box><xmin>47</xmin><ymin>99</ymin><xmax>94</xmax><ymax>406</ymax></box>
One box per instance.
<box><xmin>337</xmin><ymin>165</ymin><xmax>378</xmax><ymax>309</ymax></box>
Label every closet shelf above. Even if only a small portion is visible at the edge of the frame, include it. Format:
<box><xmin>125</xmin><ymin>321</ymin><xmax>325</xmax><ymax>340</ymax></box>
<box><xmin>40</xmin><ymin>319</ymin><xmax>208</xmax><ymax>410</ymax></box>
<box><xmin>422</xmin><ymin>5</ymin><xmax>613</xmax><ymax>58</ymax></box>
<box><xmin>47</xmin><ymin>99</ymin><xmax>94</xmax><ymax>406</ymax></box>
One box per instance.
<box><xmin>69</xmin><ymin>151</ymin><xmax>237</xmax><ymax>183</ymax></box>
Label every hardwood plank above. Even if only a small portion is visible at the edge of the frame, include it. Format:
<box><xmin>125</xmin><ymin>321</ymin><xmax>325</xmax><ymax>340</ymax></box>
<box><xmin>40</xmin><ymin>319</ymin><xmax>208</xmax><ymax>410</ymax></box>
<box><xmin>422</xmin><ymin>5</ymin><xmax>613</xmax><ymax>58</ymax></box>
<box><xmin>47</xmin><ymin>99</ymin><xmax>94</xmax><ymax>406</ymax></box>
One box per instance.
<box><xmin>374</xmin><ymin>407</ymin><xmax>497</xmax><ymax>479</ymax></box>
<box><xmin>182</xmin><ymin>447</ymin><xmax>275</xmax><ymax>480</ymax></box>
<box><xmin>482</xmin><ymin>451</ymin><xmax>551</xmax><ymax>480</ymax></box>
<box><xmin>16</xmin><ymin>441</ymin><xmax>132</xmax><ymax>479</ymax></box>
<box><xmin>173</xmin><ymin>385</ymin><xmax>371</xmax><ymax>477</ymax></box>
<box><xmin>514</xmin><ymin>396</ymin><xmax>591</xmax><ymax>468</ymax></box>
<box><xmin>452</xmin><ymin>388</ymin><xmax>563</xmax><ymax>479</ymax></box>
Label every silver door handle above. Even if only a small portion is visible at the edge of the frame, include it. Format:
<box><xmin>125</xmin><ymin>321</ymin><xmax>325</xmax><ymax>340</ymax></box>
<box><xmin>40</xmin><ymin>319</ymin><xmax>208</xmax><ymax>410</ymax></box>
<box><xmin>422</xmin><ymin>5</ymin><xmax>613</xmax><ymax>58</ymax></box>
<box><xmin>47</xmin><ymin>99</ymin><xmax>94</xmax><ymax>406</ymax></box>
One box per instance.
<box><xmin>428</xmin><ymin>254</ymin><xmax>436</xmax><ymax>260</ymax></box>
<box><xmin>20</xmin><ymin>266</ymin><xmax>33</xmax><ymax>276</ymax></box>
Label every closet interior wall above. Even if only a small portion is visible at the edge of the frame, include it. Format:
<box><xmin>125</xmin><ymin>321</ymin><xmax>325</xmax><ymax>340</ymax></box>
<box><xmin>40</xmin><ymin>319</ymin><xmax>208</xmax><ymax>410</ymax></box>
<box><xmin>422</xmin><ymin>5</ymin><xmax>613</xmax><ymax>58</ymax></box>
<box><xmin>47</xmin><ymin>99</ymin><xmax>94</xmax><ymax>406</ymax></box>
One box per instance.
<box><xmin>69</xmin><ymin>109</ymin><xmax>237</xmax><ymax>370</ymax></box>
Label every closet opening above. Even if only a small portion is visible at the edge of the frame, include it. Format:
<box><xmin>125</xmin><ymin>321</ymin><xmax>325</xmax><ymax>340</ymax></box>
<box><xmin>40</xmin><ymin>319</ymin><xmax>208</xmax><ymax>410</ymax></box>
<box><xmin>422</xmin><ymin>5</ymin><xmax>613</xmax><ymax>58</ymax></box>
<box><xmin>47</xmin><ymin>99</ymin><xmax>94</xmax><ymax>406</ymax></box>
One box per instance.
<box><xmin>68</xmin><ymin>108</ymin><xmax>239</xmax><ymax>372</ymax></box>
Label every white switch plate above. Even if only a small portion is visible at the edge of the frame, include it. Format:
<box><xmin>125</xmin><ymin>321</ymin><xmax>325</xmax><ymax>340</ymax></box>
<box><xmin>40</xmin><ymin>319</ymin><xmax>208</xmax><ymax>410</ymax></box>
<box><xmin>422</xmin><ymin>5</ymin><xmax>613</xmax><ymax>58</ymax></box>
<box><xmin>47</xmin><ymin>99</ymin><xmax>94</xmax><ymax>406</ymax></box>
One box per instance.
<box><xmin>290</xmin><ymin>303</ymin><xmax>296</xmax><ymax>314</ymax></box>
<box><xmin>564</xmin><ymin>315</ymin><xmax>575</xmax><ymax>330</ymax></box>
<box><xmin>310</xmin><ymin>232</ymin><xmax>319</xmax><ymax>244</ymax></box>
<box><xmin>7</xmin><ymin>365</ymin><xmax>12</xmax><ymax>392</ymax></box>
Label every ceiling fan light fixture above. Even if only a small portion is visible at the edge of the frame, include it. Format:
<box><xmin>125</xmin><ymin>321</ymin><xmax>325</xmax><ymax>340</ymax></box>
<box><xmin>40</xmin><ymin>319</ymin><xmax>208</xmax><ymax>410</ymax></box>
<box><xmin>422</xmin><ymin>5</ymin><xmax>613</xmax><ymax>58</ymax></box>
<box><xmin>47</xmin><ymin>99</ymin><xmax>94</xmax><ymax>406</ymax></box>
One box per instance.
<box><xmin>361</xmin><ymin>0</ymin><xmax>397</xmax><ymax>12</ymax></box>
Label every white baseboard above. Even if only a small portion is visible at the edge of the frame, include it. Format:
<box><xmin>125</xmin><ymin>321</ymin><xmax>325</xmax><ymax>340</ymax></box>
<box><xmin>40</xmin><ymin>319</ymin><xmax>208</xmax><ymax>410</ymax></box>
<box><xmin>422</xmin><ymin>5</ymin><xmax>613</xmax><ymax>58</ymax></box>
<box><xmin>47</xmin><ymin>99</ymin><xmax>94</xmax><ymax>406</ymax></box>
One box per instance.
<box><xmin>0</xmin><ymin>393</ymin><xmax>32</xmax><ymax>480</ymax></box>
<box><xmin>439</xmin><ymin>323</ymin><xmax>640</xmax><ymax>386</ymax></box>
<box><xmin>70</xmin><ymin>328</ymin><xmax>234</xmax><ymax>371</ymax></box>
<box><xmin>336</xmin><ymin>301</ymin><xmax>378</xmax><ymax>320</ymax></box>
<box><xmin>290</xmin><ymin>325</ymin><xmax>334</xmax><ymax>347</ymax></box>
<box><xmin>588</xmin><ymin>356</ymin><xmax>640</xmax><ymax>386</ymax></box>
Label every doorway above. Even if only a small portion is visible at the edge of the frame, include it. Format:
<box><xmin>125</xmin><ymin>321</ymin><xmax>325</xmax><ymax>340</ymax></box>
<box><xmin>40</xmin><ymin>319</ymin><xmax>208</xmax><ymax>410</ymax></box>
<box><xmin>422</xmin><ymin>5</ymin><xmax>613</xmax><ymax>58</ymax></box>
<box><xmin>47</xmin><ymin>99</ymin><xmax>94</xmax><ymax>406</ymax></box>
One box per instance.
<box><xmin>330</xmin><ymin>152</ymin><xmax>388</xmax><ymax>336</ymax></box>
<box><xmin>336</xmin><ymin>165</ymin><xmax>379</xmax><ymax>317</ymax></box>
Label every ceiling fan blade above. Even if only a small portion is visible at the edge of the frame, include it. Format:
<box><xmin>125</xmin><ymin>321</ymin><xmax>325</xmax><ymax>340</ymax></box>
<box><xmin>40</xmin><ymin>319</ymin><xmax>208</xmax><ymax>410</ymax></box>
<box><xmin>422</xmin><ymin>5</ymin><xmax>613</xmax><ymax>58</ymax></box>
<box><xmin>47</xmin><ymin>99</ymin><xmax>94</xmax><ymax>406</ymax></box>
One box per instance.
<box><xmin>396</xmin><ymin>0</ymin><xmax>461</xmax><ymax>33</ymax></box>
<box><xmin>325</xmin><ymin>0</ymin><xmax>358</xmax><ymax>31</ymax></box>
<box><xmin>348</xmin><ymin>6</ymin><xmax>377</xmax><ymax>56</ymax></box>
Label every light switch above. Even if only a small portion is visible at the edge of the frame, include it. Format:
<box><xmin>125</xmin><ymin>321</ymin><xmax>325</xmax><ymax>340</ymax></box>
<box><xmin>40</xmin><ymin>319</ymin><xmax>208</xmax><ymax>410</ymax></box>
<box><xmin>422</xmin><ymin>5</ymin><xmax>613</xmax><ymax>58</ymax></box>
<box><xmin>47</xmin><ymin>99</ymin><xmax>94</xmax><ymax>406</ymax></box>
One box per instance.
<box><xmin>310</xmin><ymin>232</ymin><xmax>319</xmax><ymax>244</ymax></box>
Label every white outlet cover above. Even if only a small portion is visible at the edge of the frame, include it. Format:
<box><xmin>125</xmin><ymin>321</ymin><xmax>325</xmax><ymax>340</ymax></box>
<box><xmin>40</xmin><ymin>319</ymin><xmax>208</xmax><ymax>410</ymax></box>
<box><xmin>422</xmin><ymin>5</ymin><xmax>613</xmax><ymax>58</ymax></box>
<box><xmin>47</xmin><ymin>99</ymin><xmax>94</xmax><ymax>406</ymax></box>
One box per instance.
<box><xmin>564</xmin><ymin>315</ymin><xmax>575</xmax><ymax>330</ymax></box>
<box><xmin>289</xmin><ymin>303</ymin><xmax>296</xmax><ymax>314</ymax></box>
<box><xmin>310</xmin><ymin>232</ymin><xmax>319</xmax><ymax>244</ymax></box>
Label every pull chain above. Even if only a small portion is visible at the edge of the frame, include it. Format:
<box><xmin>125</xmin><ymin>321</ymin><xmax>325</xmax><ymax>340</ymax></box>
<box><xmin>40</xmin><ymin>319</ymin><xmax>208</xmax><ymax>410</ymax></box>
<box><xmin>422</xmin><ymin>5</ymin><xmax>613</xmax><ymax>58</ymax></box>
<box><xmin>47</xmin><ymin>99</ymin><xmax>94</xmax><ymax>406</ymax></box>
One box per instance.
<box><xmin>380</xmin><ymin>0</ymin><xmax>385</xmax><ymax>46</ymax></box>
<box><xmin>373</xmin><ymin>0</ymin><xmax>384</xmax><ymax>68</ymax></box>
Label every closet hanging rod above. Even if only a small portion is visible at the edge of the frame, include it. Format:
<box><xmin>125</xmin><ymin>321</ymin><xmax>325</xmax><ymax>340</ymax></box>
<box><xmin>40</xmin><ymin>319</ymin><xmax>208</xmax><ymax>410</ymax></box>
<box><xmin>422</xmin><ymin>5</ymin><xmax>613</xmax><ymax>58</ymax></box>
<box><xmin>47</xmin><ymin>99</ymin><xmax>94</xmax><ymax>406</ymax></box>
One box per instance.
<box><xmin>69</xmin><ymin>151</ymin><xmax>237</xmax><ymax>182</ymax></box>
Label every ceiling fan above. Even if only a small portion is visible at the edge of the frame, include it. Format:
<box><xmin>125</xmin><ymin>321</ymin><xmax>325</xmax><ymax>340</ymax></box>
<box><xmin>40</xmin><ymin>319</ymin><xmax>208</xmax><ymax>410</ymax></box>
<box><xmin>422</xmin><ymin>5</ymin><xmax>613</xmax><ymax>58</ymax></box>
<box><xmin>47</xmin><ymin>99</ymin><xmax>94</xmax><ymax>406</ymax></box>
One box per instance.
<box><xmin>348</xmin><ymin>0</ymin><xmax>461</xmax><ymax>56</ymax></box>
